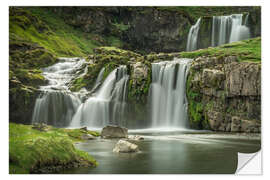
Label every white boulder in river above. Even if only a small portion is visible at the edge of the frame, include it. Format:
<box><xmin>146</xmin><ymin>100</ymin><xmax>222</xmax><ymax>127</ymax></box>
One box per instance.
<box><xmin>101</xmin><ymin>125</ymin><xmax>128</xmax><ymax>138</ymax></box>
<box><xmin>113</xmin><ymin>140</ymin><xmax>139</xmax><ymax>153</ymax></box>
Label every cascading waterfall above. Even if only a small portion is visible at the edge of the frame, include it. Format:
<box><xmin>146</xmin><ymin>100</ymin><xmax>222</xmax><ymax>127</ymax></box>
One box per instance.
<box><xmin>31</xmin><ymin>58</ymin><xmax>84</xmax><ymax>127</ymax></box>
<box><xmin>70</xmin><ymin>66</ymin><xmax>129</xmax><ymax>128</ymax></box>
<box><xmin>211</xmin><ymin>14</ymin><xmax>250</xmax><ymax>47</ymax></box>
<box><xmin>186</xmin><ymin>18</ymin><xmax>201</xmax><ymax>51</ymax></box>
<box><xmin>149</xmin><ymin>58</ymin><xmax>192</xmax><ymax>128</ymax></box>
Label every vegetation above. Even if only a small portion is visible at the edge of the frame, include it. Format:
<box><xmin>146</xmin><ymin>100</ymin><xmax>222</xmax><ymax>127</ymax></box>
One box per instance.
<box><xmin>9</xmin><ymin>123</ymin><xmax>99</xmax><ymax>174</ymax></box>
<box><xmin>9</xmin><ymin>7</ymin><xmax>101</xmax><ymax>57</ymax></box>
<box><xmin>179</xmin><ymin>37</ymin><xmax>261</xmax><ymax>62</ymax></box>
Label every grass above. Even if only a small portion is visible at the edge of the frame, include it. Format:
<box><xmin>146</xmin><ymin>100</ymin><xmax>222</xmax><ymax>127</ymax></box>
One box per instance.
<box><xmin>9</xmin><ymin>123</ymin><xmax>100</xmax><ymax>174</ymax></box>
<box><xmin>9</xmin><ymin>7</ymin><xmax>100</xmax><ymax>57</ymax></box>
<box><xmin>179</xmin><ymin>37</ymin><xmax>261</xmax><ymax>62</ymax></box>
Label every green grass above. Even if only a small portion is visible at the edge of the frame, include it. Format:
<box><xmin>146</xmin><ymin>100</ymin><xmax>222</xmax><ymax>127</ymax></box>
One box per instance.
<box><xmin>179</xmin><ymin>37</ymin><xmax>261</xmax><ymax>62</ymax></box>
<box><xmin>9</xmin><ymin>123</ymin><xmax>99</xmax><ymax>174</ymax></box>
<box><xmin>10</xmin><ymin>7</ymin><xmax>100</xmax><ymax>57</ymax></box>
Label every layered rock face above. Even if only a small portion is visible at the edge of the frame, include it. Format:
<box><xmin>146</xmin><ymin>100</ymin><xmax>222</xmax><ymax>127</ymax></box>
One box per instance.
<box><xmin>50</xmin><ymin>7</ymin><xmax>260</xmax><ymax>54</ymax></box>
<box><xmin>187</xmin><ymin>56</ymin><xmax>261</xmax><ymax>132</ymax></box>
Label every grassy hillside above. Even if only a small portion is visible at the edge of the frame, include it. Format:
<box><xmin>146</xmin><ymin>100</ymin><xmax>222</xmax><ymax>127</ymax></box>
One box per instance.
<box><xmin>10</xmin><ymin>7</ymin><xmax>101</xmax><ymax>57</ymax></box>
<box><xmin>9</xmin><ymin>123</ymin><xmax>99</xmax><ymax>174</ymax></box>
<box><xmin>179</xmin><ymin>37</ymin><xmax>261</xmax><ymax>62</ymax></box>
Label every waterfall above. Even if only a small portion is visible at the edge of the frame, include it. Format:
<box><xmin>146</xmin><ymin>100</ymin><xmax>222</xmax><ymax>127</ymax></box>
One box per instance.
<box><xmin>149</xmin><ymin>58</ymin><xmax>192</xmax><ymax>128</ymax></box>
<box><xmin>70</xmin><ymin>66</ymin><xmax>129</xmax><ymax>128</ymax></box>
<box><xmin>95</xmin><ymin>67</ymin><xmax>105</xmax><ymax>86</ymax></box>
<box><xmin>31</xmin><ymin>58</ymin><xmax>84</xmax><ymax>127</ymax></box>
<box><xmin>211</xmin><ymin>14</ymin><xmax>250</xmax><ymax>47</ymax></box>
<box><xmin>186</xmin><ymin>18</ymin><xmax>201</xmax><ymax>51</ymax></box>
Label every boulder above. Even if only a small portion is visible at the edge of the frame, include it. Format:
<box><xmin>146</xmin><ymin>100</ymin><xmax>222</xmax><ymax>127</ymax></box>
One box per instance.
<box><xmin>113</xmin><ymin>140</ymin><xmax>139</xmax><ymax>153</ymax></box>
<box><xmin>101</xmin><ymin>125</ymin><xmax>128</xmax><ymax>138</ymax></box>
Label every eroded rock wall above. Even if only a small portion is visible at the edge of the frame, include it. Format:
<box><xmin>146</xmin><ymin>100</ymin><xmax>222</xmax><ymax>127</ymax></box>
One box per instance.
<box><xmin>187</xmin><ymin>56</ymin><xmax>261</xmax><ymax>132</ymax></box>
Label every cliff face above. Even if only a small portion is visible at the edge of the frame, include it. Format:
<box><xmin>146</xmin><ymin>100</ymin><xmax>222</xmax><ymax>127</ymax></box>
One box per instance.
<box><xmin>187</xmin><ymin>56</ymin><xmax>261</xmax><ymax>132</ymax></box>
<box><xmin>49</xmin><ymin>7</ymin><xmax>261</xmax><ymax>54</ymax></box>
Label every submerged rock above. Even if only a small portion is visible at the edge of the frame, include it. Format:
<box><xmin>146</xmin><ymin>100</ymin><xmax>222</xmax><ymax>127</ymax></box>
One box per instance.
<box><xmin>101</xmin><ymin>125</ymin><xmax>128</xmax><ymax>138</ymax></box>
<box><xmin>113</xmin><ymin>140</ymin><xmax>139</xmax><ymax>153</ymax></box>
<box><xmin>128</xmin><ymin>135</ymin><xmax>144</xmax><ymax>141</ymax></box>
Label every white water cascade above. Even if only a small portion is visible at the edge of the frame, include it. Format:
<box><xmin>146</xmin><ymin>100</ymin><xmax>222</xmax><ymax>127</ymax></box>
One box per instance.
<box><xmin>31</xmin><ymin>58</ymin><xmax>84</xmax><ymax>127</ymax></box>
<box><xmin>149</xmin><ymin>58</ymin><xmax>192</xmax><ymax>129</ymax></box>
<box><xmin>211</xmin><ymin>14</ymin><xmax>250</xmax><ymax>47</ymax></box>
<box><xmin>186</xmin><ymin>18</ymin><xmax>201</xmax><ymax>51</ymax></box>
<box><xmin>70</xmin><ymin>66</ymin><xmax>129</xmax><ymax>128</ymax></box>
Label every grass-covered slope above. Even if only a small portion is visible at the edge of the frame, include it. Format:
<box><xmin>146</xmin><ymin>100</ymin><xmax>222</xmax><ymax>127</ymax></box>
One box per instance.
<box><xmin>9</xmin><ymin>123</ymin><xmax>99</xmax><ymax>174</ymax></box>
<box><xmin>179</xmin><ymin>37</ymin><xmax>261</xmax><ymax>62</ymax></box>
<box><xmin>9</xmin><ymin>7</ymin><xmax>100</xmax><ymax>57</ymax></box>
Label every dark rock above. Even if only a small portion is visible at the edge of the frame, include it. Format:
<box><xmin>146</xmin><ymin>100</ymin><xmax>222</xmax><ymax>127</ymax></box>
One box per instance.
<box><xmin>101</xmin><ymin>125</ymin><xmax>128</xmax><ymax>138</ymax></box>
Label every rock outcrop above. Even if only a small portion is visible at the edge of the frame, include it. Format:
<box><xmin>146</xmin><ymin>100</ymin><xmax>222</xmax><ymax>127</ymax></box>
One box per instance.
<box><xmin>101</xmin><ymin>125</ymin><xmax>128</xmax><ymax>138</ymax></box>
<box><xmin>187</xmin><ymin>56</ymin><xmax>261</xmax><ymax>132</ymax></box>
<box><xmin>113</xmin><ymin>140</ymin><xmax>139</xmax><ymax>153</ymax></box>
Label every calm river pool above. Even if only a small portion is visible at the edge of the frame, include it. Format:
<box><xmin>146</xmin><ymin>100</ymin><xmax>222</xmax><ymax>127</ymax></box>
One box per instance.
<box><xmin>60</xmin><ymin>130</ymin><xmax>261</xmax><ymax>174</ymax></box>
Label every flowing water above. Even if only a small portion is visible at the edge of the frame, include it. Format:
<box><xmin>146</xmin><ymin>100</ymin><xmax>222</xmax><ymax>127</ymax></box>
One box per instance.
<box><xmin>211</xmin><ymin>14</ymin><xmax>250</xmax><ymax>47</ymax></box>
<box><xmin>59</xmin><ymin>131</ymin><xmax>260</xmax><ymax>174</ymax></box>
<box><xmin>32</xmin><ymin>58</ymin><xmax>85</xmax><ymax>127</ymax></box>
<box><xmin>149</xmin><ymin>58</ymin><xmax>192</xmax><ymax>129</ymax></box>
<box><xmin>186</xmin><ymin>18</ymin><xmax>201</xmax><ymax>51</ymax></box>
<box><xmin>186</xmin><ymin>13</ymin><xmax>250</xmax><ymax>51</ymax></box>
<box><xmin>70</xmin><ymin>66</ymin><xmax>129</xmax><ymax>128</ymax></box>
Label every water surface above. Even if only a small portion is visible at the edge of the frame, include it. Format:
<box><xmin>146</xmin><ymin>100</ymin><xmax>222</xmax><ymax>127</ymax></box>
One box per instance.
<box><xmin>60</xmin><ymin>131</ymin><xmax>260</xmax><ymax>174</ymax></box>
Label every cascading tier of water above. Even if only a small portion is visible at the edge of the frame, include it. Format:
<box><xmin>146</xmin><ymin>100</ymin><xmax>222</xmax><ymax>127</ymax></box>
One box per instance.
<box><xmin>149</xmin><ymin>58</ymin><xmax>192</xmax><ymax>129</ymax></box>
<box><xmin>32</xmin><ymin>58</ymin><xmax>85</xmax><ymax>127</ymax></box>
<box><xmin>186</xmin><ymin>13</ymin><xmax>250</xmax><ymax>51</ymax></box>
<box><xmin>211</xmin><ymin>14</ymin><xmax>250</xmax><ymax>47</ymax></box>
<box><xmin>70</xmin><ymin>66</ymin><xmax>129</xmax><ymax>128</ymax></box>
<box><xmin>186</xmin><ymin>18</ymin><xmax>201</xmax><ymax>52</ymax></box>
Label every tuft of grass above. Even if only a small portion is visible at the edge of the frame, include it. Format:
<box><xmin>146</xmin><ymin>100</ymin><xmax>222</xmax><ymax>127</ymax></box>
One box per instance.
<box><xmin>9</xmin><ymin>123</ymin><xmax>99</xmax><ymax>174</ymax></box>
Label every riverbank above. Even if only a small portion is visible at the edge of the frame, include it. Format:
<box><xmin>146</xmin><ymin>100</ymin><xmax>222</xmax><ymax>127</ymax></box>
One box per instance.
<box><xmin>9</xmin><ymin>123</ymin><xmax>99</xmax><ymax>174</ymax></box>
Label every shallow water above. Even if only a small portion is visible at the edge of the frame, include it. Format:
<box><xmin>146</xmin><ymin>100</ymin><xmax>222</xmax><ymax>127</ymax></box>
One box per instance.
<box><xmin>60</xmin><ymin>131</ymin><xmax>260</xmax><ymax>174</ymax></box>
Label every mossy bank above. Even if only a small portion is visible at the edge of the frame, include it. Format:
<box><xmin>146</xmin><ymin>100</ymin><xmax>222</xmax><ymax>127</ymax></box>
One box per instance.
<box><xmin>9</xmin><ymin>123</ymin><xmax>99</xmax><ymax>174</ymax></box>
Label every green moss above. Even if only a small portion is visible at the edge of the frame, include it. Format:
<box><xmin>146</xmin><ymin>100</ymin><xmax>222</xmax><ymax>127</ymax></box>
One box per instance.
<box><xmin>9</xmin><ymin>123</ymin><xmax>99</xmax><ymax>174</ymax></box>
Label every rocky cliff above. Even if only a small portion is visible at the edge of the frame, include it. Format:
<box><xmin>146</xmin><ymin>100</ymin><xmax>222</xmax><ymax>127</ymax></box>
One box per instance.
<box><xmin>186</xmin><ymin>56</ymin><xmax>261</xmax><ymax>132</ymax></box>
<box><xmin>48</xmin><ymin>6</ymin><xmax>261</xmax><ymax>53</ymax></box>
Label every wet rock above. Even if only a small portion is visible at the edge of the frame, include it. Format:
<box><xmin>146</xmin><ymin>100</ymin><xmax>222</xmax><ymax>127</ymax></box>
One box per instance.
<box><xmin>231</xmin><ymin>116</ymin><xmax>261</xmax><ymax>133</ymax></box>
<box><xmin>32</xmin><ymin>123</ymin><xmax>49</xmax><ymax>132</ymax></box>
<box><xmin>113</xmin><ymin>140</ymin><xmax>139</xmax><ymax>153</ymax></box>
<box><xmin>132</xmin><ymin>62</ymin><xmax>148</xmax><ymax>81</ymax></box>
<box><xmin>128</xmin><ymin>135</ymin><xmax>144</xmax><ymax>141</ymax></box>
<box><xmin>80</xmin><ymin>134</ymin><xmax>96</xmax><ymax>140</ymax></box>
<box><xmin>101</xmin><ymin>125</ymin><xmax>128</xmax><ymax>138</ymax></box>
